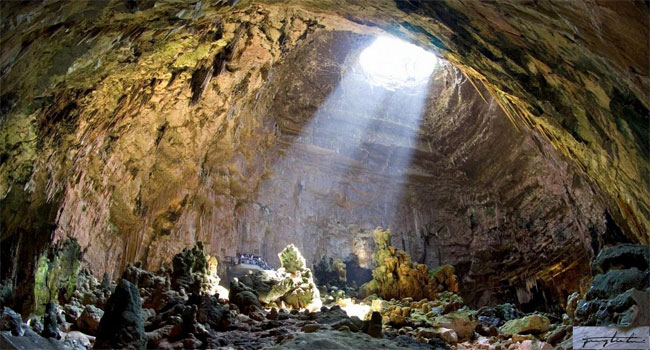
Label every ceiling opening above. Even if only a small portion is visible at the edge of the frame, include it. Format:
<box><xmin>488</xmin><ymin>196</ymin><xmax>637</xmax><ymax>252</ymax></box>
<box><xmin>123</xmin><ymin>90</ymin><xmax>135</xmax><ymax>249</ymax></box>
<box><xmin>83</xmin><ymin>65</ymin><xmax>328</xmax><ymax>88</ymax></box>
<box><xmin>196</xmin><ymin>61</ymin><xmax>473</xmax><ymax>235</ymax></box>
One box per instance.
<box><xmin>359</xmin><ymin>36</ymin><xmax>439</xmax><ymax>90</ymax></box>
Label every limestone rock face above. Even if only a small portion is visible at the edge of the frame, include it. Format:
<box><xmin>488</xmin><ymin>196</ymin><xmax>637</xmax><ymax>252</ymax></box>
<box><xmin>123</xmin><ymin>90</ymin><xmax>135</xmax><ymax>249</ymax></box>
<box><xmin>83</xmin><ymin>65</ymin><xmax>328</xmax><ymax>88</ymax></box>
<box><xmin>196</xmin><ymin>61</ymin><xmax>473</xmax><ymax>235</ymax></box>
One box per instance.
<box><xmin>361</xmin><ymin>228</ymin><xmax>456</xmax><ymax>301</ymax></box>
<box><xmin>0</xmin><ymin>0</ymin><xmax>644</xmax><ymax>314</ymax></box>
<box><xmin>591</xmin><ymin>244</ymin><xmax>650</xmax><ymax>275</ymax></box>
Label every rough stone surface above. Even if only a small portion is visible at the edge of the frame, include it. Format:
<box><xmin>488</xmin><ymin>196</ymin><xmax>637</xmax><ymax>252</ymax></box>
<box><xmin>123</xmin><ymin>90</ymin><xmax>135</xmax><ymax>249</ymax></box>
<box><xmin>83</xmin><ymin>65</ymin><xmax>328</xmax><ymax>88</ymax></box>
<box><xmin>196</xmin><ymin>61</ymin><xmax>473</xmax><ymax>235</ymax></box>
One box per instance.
<box><xmin>268</xmin><ymin>329</ymin><xmax>427</xmax><ymax>350</ymax></box>
<box><xmin>432</xmin><ymin>310</ymin><xmax>477</xmax><ymax>341</ymax></box>
<box><xmin>237</xmin><ymin>244</ymin><xmax>321</xmax><ymax>310</ymax></box>
<box><xmin>498</xmin><ymin>314</ymin><xmax>551</xmax><ymax>336</ymax></box>
<box><xmin>75</xmin><ymin>304</ymin><xmax>103</xmax><ymax>335</ymax></box>
<box><xmin>476</xmin><ymin>304</ymin><xmax>524</xmax><ymax>327</ymax></box>
<box><xmin>585</xmin><ymin>268</ymin><xmax>648</xmax><ymax>300</ymax></box>
<box><xmin>361</xmin><ymin>228</ymin><xmax>457</xmax><ymax>301</ymax></box>
<box><xmin>0</xmin><ymin>0</ymin><xmax>631</xmax><ymax>316</ymax></box>
<box><xmin>94</xmin><ymin>279</ymin><xmax>146</xmax><ymax>350</ymax></box>
<box><xmin>229</xmin><ymin>280</ymin><xmax>263</xmax><ymax>314</ymax></box>
<box><xmin>591</xmin><ymin>244</ymin><xmax>650</xmax><ymax>275</ymax></box>
<box><xmin>301</xmin><ymin>323</ymin><xmax>320</xmax><ymax>333</ymax></box>
<box><xmin>0</xmin><ymin>333</ymin><xmax>68</xmax><ymax>350</ymax></box>
<box><xmin>575</xmin><ymin>244</ymin><xmax>650</xmax><ymax>327</ymax></box>
<box><xmin>0</xmin><ymin>307</ymin><xmax>24</xmax><ymax>336</ymax></box>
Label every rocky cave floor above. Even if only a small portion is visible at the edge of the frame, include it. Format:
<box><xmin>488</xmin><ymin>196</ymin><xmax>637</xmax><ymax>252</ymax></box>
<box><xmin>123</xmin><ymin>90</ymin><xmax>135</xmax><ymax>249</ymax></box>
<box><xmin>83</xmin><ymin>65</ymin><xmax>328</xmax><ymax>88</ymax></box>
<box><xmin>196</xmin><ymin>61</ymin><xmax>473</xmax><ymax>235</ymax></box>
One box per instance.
<box><xmin>1</xmin><ymin>233</ymin><xmax>648</xmax><ymax>350</ymax></box>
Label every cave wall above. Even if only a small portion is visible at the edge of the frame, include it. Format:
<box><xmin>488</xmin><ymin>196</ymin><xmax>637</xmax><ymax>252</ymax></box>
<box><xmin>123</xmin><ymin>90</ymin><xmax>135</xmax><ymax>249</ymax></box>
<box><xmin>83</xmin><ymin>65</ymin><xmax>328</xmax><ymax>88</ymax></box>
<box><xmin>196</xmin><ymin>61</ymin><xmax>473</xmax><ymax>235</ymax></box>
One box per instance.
<box><xmin>0</xmin><ymin>0</ymin><xmax>647</xmax><ymax>312</ymax></box>
<box><xmin>289</xmin><ymin>0</ymin><xmax>650</xmax><ymax>244</ymax></box>
<box><xmin>240</xmin><ymin>30</ymin><xmax>606</xmax><ymax>306</ymax></box>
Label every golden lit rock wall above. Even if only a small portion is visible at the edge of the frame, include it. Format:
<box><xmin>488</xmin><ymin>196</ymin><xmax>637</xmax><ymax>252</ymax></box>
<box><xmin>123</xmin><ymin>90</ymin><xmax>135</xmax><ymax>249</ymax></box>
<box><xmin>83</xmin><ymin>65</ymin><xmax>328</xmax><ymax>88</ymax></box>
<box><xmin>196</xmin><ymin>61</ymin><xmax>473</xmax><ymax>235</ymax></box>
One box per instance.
<box><xmin>1</xmin><ymin>0</ymin><xmax>645</xmax><ymax>307</ymax></box>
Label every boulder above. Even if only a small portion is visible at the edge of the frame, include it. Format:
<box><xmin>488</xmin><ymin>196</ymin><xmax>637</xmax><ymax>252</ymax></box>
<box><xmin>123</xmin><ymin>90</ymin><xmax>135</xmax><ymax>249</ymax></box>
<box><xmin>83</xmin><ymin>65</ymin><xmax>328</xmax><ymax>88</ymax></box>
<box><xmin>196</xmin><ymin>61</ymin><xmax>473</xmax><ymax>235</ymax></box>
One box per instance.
<box><xmin>94</xmin><ymin>279</ymin><xmax>147</xmax><ymax>350</ymax></box>
<box><xmin>301</xmin><ymin>323</ymin><xmax>320</xmax><ymax>333</ymax></box>
<box><xmin>0</xmin><ymin>306</ymin><xmax>24</xmax><ymax>336</ymax></box>
<box><xmin>367</xmin><ymin>311</ymin><xmax>382</xmax><ymax>338</ymax></box>
<box><xmin>565</xmin><ymin>292</ymin><xmax>579</xmax><ymax>318</ymax></box>
<box><xmin>229</xmin><ymin>279</ymin><xmax>262</xmax><ymax>313</ymax></box>
<box><xmin>63</xmin><ymin>331</ymin><xmax>94</xmax><ymax>350</ymax></box>
<box><xmin>585</xmin><ymin>268</ymin><xmax>648</xmax><ymax>300</ymax></box>
<box><xmin>576</xmin><ymin>288</ymin><xmax>650</xmax><ymax>326</ymax></box>
<box><xmin>76</xmin><ymin>304</ymin><xmax>103</xmax><ymax>334</ymax></box>
<box><xmin>433</xmin><ymin>310</ymin><xmax>477</xmax><ymax>341</ymax></box>
<box><xmin>237</xmin><ymin>271</ymin><xmax>284</xmax><ymax>303</ymax></box>
<box><xmin>312</xmin><ymin>305</ymin><xmax>349</xmax><ymax>325</ymax></box>
<box><xmin>477</xmin><ymin>303</ymin><xmax>523</xmax><ymax>327</ymax></box>
<box><xmin>476</xmin><ymin>323</ymin><xmax>498</xmax><ymax>337</ymax></box>
<box><xmin>591</xmin><ymin>244</ymin><xmax>650</xmax><ymax>275</ymax></box>
<box><xmin>63</xmin><ymin>304</ymin><xmax>83</xmax><ymax>323</ymax></box>
<box><xmin>499</xmin><ymin>314</ymin><xmax>550</xmax><ymax>335</ymax></box>
<box><xmin>195</xmin><ymin>295</ymin><xmax>232</xmax><ymax>331</ymax></box>
<box><xmin>436</xmin><ymin>327</ymin><xmax>458</xmax><ymax>344</ymax></box>
<box><xmin>267</xmin><ymin>307</ymin><xmax>279</xmax><ymax>320</ymax></box>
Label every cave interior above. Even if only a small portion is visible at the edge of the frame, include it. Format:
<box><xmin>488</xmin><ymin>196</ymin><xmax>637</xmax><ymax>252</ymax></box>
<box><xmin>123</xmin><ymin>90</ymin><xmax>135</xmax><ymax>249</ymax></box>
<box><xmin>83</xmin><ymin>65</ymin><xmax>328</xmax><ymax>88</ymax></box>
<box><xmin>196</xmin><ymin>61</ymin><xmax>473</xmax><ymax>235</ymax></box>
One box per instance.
<box><xmin>0</xmin><ymin>1</ymin><xmax>648</xmax><ymax>349</ymax></box>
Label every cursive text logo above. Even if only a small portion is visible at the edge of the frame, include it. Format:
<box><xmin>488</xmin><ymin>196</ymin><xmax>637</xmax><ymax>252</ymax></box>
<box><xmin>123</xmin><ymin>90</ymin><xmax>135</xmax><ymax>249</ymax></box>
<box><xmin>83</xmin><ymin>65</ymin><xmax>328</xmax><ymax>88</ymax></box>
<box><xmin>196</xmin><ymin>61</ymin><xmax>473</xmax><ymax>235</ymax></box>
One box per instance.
<box><xmin>574</xmin><ymin>327</ymin><xmax>649</xmax><ymax>350</ymax></box>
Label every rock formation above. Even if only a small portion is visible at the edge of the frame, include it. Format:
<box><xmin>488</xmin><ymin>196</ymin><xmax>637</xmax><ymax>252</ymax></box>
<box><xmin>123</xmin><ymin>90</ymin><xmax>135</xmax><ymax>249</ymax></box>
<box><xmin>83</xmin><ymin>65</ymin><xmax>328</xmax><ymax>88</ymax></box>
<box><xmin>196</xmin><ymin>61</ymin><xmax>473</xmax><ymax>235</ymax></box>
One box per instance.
<box><xmin>360</xmin><ymin>228</ymin><xmax>458</xmax><ymax>300</ymax></box>
<box><xmin>0</xmin><ymin>0</ymin><xmax>633</xmax><ymax>315</ymax></box>
<box><xmin>0</xmin><ymin>243</ymin><xmax>646</xmax><ymax>349</ymax></box>
<box><xmin>0</xmin><ymin>0</ymin><xmax>647</xmax><ymax>349</ymax></box>
<box><xmin>94</xmin><ymin>279</ymin><xmax>146</xmax><ymax>350</ymax></box>
<box><xmin>574</xmin><ymin>244</ymin><xmax>650</xmax><ymax>327</ymax></box>
<box><xmin>233</xmin><ymin>244</ymin><xmax>321</xmax><ymax>310</ymax></box>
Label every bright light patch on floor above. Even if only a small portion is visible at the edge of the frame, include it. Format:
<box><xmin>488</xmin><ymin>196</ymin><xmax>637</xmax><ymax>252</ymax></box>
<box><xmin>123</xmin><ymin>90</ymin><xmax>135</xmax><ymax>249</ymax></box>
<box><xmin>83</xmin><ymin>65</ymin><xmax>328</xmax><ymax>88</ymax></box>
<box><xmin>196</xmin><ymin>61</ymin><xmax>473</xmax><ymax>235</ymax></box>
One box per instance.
<box><xmin>359</xmin><ymin>36</ymin><xmax>438</xmax><ymax>88</ymax></box>
<box><xmin>337</xmin><ymin>298</ymin><xmax>372</xmax><ymax>320</ymax></box>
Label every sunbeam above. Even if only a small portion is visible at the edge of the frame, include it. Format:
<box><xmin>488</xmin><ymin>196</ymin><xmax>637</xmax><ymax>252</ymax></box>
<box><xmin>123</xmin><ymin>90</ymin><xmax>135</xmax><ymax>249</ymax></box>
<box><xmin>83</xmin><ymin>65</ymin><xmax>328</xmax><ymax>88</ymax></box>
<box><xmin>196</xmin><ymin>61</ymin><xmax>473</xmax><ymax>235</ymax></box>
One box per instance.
<box><xmin>254</xmin><ymin>35</ymin><xmax>440</xmax><ymax>261</ymax></box>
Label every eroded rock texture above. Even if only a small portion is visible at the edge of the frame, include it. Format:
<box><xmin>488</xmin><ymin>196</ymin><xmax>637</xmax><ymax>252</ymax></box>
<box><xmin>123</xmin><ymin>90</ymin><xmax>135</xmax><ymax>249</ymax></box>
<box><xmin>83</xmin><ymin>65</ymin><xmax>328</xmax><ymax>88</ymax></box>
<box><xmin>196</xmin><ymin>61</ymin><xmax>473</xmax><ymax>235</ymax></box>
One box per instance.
<box><xmin>359</xmin><ymin>228</ymin><xmax>458</xmax><ymax>301</ymax></box>
<box><xmin>0</xmin><ymin>0</ymin><xmax>647</xmax><ymax>315</ymax></box>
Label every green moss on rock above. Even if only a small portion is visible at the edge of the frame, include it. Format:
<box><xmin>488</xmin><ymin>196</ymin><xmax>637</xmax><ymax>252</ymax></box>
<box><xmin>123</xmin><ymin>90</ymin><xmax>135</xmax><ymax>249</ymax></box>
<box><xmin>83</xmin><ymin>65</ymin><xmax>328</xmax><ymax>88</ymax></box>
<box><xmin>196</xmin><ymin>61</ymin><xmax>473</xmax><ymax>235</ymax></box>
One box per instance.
<box><xmin>278</xmin><ymin>244</ymin><xmax>306</xmax><ymax>274</ymax></box>
<box><xmin>33</xmin><ymin>238</ymin><xmax>82</xmax><ymax>314</ymax></box>
<box><xmin>499</xmin><ymin>314</ymin><xmax>550</xmax><ymax>335</ymax></box>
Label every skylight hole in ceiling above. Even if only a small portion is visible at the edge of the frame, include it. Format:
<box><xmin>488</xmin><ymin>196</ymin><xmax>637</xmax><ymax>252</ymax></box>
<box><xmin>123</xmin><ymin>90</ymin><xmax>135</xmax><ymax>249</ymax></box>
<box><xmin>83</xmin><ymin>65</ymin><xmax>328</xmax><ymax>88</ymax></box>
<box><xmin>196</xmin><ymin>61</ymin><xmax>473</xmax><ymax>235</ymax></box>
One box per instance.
<box><xmin>359</xmin><ymin>36</ymin><xmax>439</xmax><ymax>89</ymax></box>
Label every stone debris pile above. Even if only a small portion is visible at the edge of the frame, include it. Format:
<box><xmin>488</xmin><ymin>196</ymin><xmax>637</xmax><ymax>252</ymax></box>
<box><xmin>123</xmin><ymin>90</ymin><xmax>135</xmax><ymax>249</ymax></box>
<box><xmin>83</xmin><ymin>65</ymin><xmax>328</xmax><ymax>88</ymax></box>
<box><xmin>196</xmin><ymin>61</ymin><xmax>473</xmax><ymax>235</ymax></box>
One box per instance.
<box><xmin>1</xmin><ymin>241</ymin><xmax>646</xmax><ymax>350</ymax></box>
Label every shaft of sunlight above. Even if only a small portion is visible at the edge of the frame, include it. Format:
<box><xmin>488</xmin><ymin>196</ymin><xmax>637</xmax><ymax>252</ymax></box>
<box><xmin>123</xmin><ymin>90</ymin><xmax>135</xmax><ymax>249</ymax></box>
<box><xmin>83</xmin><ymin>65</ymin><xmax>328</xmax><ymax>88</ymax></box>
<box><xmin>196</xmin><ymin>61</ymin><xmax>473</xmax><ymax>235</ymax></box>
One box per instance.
<box><xmin>252</xmin><ymin>34</ymin><xmax>440</xmax><ymax>261</ymax></box>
